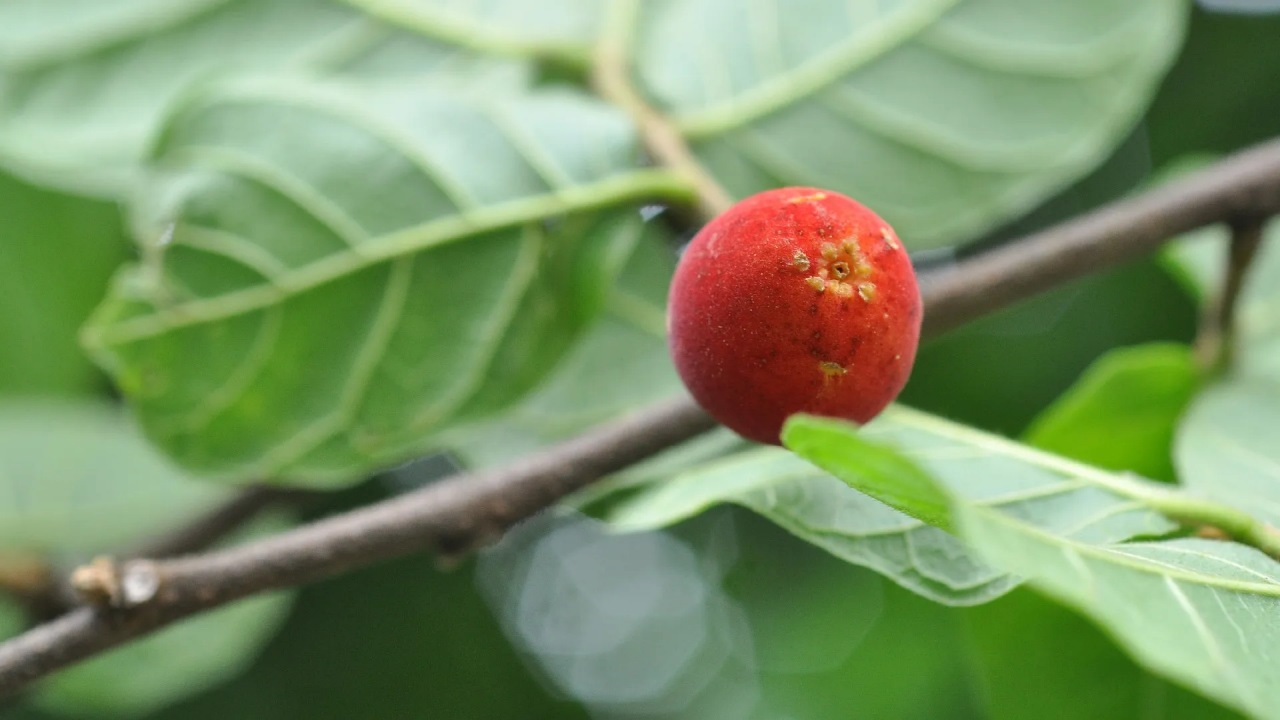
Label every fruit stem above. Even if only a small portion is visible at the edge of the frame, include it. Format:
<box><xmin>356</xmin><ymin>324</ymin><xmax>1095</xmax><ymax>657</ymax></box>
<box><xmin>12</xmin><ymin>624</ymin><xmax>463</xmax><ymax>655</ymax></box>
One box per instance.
<box><xmin>591</xmin><ymin>0</ymin><xmax>734</xmax><ymax>220</ymax></box>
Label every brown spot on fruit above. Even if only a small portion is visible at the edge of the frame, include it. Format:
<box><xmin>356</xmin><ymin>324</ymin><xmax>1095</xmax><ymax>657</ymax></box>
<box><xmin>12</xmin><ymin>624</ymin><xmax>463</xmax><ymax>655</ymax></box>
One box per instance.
<box><xmin>668</xmin><ymin>187</ymin><xmax>922</xmax><ymax>445</ymax></box>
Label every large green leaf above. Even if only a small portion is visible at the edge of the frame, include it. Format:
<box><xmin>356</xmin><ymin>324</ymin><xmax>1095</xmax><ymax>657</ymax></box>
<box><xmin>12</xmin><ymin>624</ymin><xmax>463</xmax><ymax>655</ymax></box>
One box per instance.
<box><xmin>83</xmin><ymin>76</ymin><xmax>691</xmax><ymax>485</ymax></box>
<box><xmin>0</xmin><ymin>400</ymin><xmax>229</xmax><ymax>554</ymax></box>
<box><xmin>608</xmin><ymin>442</ymin><xmax>1017</xmax><ymax>606</ymax></box>
<box><xmin>342</xmin><ymin>0</ymin><xmax>603</xmax><ymax>58</ymax></box>
<box><xmin>1025</xmin><ymin>343</ymin><xmax>1201</xmax><ymax>482</ymax></box>
<box><xmin>965</xmin><ymin>588</ymin><xmax>1244</xmax><ymax>720</ymax></box>
<box><xmin>0</xmin><ymin>0</ymin><xmax>528</xmax><ymax>196</ymax></box>
<box><xmin>634</xmin><ymin>0</ymin><xmax>1187</xmax><ymax>247</ymax></box>
<box><xmin>439</xmin><ymin>217</ymin><xmax>683</xmax><ymax>469</ymax></box>
<box><xmin>1170</xmin><ymin>222</ymin><xmax>1280</xmax><ymax>525</ymax></box>
<box><xmin>0</xmin><ymin>0</ymin><xmax>355</xmax><ymax>194</ymax></box>
<box><xmin>784</xmin><ymin>411</ymin><xmax>1280</xmax><ymax>720</ymax></box>
<box><xmin>0</xmin><ymin>171</ymin><xmax>128</xmax><ymax>396</ymax></box>
<box><xmin>32</xmin><ymin>516</ymin><xmax>295</xmax><ymax>718</ymax></box>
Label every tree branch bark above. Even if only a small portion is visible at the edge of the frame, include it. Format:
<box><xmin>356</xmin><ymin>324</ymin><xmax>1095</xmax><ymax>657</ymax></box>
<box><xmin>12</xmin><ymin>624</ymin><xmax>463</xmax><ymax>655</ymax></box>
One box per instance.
<box><xmin>5</xmin><ymin>137</ymin><xmax>1280</xmax><ymax>697</ymax></box>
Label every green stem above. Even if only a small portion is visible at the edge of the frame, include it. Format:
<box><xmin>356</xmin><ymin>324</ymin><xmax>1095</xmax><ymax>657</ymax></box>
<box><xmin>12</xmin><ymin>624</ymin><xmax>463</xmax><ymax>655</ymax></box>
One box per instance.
<box><xmin>1100</xmin><ymin>473</ymin><xmax>1280</xmax><ymax>559</ymax></box>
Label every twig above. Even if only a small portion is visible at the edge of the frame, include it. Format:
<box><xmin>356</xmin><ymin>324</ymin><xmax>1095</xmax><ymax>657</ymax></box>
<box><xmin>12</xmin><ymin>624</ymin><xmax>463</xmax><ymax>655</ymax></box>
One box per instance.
<box><xmin>592</xmin><ymin>0</ymin><xmax>734</xmax><ymax>219</ymax></box>
<box><xmin>1193</xmin><ymin>216</ymin><xmax>1268</xmax><ymax>371</ymax></box>
<box><xmin>920</xmin><ymin>138</ymin><xmax>1280</xmax><ymax>336</ymax></box>
<box><xmin>128</xmin><ymin>486</ymin><xmax>315</xmax><ymax>560</ymax></box>
<box><xmin>6</xmin><ymin>129</ymin><xmax>1280</xmax><ymax>701</ymax></box>
<box><xmin>0</xmin><ymin>398</ymin><xmax>717</xmax><ymax>692</ymax></box>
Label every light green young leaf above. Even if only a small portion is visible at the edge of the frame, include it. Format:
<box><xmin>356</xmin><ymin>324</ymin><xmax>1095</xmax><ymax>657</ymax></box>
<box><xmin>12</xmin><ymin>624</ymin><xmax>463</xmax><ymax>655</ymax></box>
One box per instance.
<box><xmin>1025</xmin><ymin>343</ymin><xmax>1201</xmax><ymax>482</ymax></box>
<box><xmin>0</xmin><ymin>400</ymin><xmax>229</xmax><ymax>554</ymax></box>
<box><xmin>0</xmin><ymin>0</ymin><xmax>527</xmax><ymax>195</ymax></box>
<box><xmin>785</xmin><ymin>407</ymin><xmax>1280</xmax><ymax>719</ymax></box>
<box><xmin>83</xmin><ymin>77</ymin><xmax>691</xmax><ymax>486</ymax></box>
<box><xmin>635</xmin><ymin>0</ymin><xmax>1187</xmax><ymax>247</ymax></box>
<box><xmin>36</xmin><ymin>515</ymin><xmax>296</xmax><ymax>718</ymax></box>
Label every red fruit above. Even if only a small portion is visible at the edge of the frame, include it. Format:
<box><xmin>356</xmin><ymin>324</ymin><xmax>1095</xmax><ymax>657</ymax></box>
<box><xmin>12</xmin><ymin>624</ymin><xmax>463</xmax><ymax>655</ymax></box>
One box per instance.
<box><xmin>668</xmin><ymin>187</ymin><xmax>922</xmax><ymax>445</ymax></box>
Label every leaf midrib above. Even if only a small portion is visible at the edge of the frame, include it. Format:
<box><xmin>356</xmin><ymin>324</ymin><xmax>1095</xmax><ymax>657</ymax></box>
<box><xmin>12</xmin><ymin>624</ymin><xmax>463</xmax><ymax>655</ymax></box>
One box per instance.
<box><xmin>82</xmin><ymin>168</ymin><xmax>689</xmax><ymax>348</ymax></box>
<box><xmin>673</xmin><ymin>0</ymin><xmax>961</xmax><ymax>137</ymax></box>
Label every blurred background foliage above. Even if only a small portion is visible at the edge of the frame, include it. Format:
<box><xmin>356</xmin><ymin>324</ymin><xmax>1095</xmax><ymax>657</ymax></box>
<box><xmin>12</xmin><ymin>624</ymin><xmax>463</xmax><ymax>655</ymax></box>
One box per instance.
<box><xmin>1</xmin><ymin>1</ymin><xmax>1278</xmax><ymax>718</ymax></box>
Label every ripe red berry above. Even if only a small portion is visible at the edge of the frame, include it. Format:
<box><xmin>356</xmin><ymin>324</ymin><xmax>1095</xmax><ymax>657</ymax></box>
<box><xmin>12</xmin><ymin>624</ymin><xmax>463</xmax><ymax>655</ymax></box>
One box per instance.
<box><xmin>668</xmin><ymin>187</ymin><xmax>922</xmax><ymax>445</ymax></box>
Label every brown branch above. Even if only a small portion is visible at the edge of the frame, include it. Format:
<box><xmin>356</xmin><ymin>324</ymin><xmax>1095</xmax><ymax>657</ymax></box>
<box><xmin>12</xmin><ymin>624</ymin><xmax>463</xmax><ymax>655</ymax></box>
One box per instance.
<box><xmin>1193</xmin><ymin>216</ymin><xmax>1268</xmax><ymax>371</ymax></box>
<box><xmin>920</xmin><ymin>138</ymin><xmax>1280</xmax><ymax>336</ymax></box>
<box><xmin>5</xmin><ymin>134</ymin><xmax>1280</xmax><ymax>701</ymax></box>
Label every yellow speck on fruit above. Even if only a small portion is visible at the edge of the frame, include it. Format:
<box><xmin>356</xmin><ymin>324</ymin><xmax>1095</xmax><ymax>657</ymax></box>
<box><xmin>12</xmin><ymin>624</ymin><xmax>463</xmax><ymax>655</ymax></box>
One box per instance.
<box><xmin>787</xmin><ymin>192</ymin><xmax>827</xmax><ymax>204</ymax></box>
<box><xmin>792</xmin><ymin>251</ymin><xmax>810</xmax><ymax>272</ymax></box>
<box><xmin>831</xmin><ymin>261</ymin><xmax>851</xmax><ymax>279</ymax></box>
<box><xmin>855</xmin><ymin>257</ymin><xmax>873</xmax><ymax>277</ymax></box>
<box><xmin>881</xmin><ymin>227</ymin><xmax>900</xmax><ymax>250</ymax></box>
<box><xmin>805</xmin><ymin>276</ymin><xmax>826</xmax><ymax>292</ymax></box>
<box><xmin>820</xmin><ymin>242</ymin><xmax>839</xmax><ymax>261</ymax></box>
<box><xmin>830</xmin><ymin>281</ymin><xmax>854</xmax><ymax>298</ymax></box>
<box><xmin>857</xmin><ymin>282</ymin><xmax>877</xmax><ymax>302</ymax></box>
<box><xmin>819</xmin><ymin>361</ymin><xmax>847</xmax><ymax>377</ymax></box>
<box><xmin>841</xmin><ymin>239</ymin><xmax>858</xmax><ymax>255</ymax></box>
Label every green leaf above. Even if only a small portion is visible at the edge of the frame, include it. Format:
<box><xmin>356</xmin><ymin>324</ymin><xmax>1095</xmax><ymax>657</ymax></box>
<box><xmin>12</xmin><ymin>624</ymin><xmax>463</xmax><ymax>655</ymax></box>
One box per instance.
<box><xmin>634</xmin><ymin>0</ymin><xmax>1188</xmax><ymax>247</ymax></box>
<box><xmin>1170</xmin><ymin>221</ymin><xmax>1280</xmax><ymax>525</ymax></box>
<box><xmin>440</xmin><ymin>219</ymin><xmax>684</xmax><ymax>469</ymax></box>
<box><xmin>785</xmin><ymin>407</ymin><xmax>1280</xmax><ymax>718</ymax></box>
<box><xmin>965</xmin><ymin>588</ymin><xmax>1244</xmax><ymax>720</ymax></box>
<box><xmin>1177</xmin><ymin>378</ymin><xmax>1280</xmax><ymax>527</ymax></box>
<box><xmin>341</xmin><ymin>0</ymin><xmax>603</xmax><ymax>59</ymax></box>
<box><xmin>1025</xmin><ymin>343</ymin><xmax>1201</xmax><ymax>482</ymax></box>
<box><xmin>35</xmin><ymin>516</ymin><xmax>295</xmax><ymax>718</ymax></box>
<box><xmin>784</xmin><ymin>407</ymin><xmax>1175</xmax><ymax>546</ymax></box>
<box><xmin>83</xmin><ymin>77</ymin><xmax>690</xmax><ymax>486</ymax></box>
<box><xmin>782</xmin><ymin>414</ymin><xmax>954</xmax><ymax>531</ymax></box>
<box><xmin>0</xmin><ymin>400</ymin><xmax>229</xmax><ymax>554</ymax></box>
<box><xmin>0</xmin><ymin>171</ymin><xmax>127</xmax><ymax>396</ymax></box>
<box><xmin>607</xmin><ymin>443</ymin><xmax>1016</xmax><ymax>606</ymax></box>
<box><xmin>956</xmin><ymin>510</ymin><xmax>1280</xmax><ymax>719</ymax></box>
<box><xmin>0</xmin><ymin>0</ymin><xmax>528</xmax><ymax>196</ymax></box>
